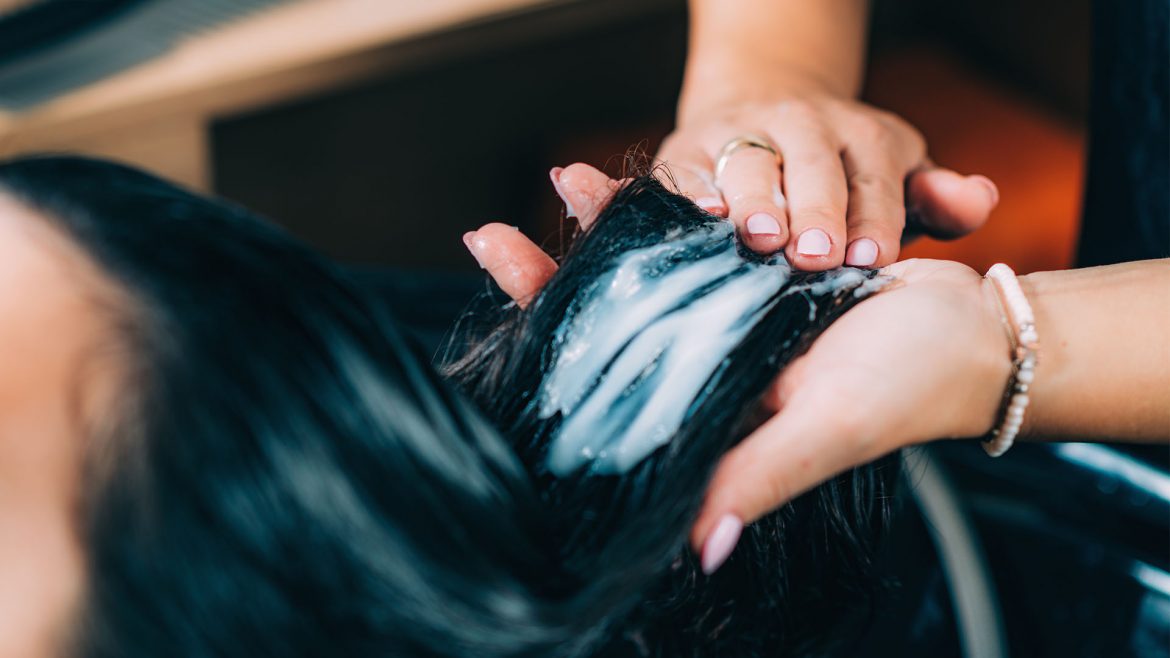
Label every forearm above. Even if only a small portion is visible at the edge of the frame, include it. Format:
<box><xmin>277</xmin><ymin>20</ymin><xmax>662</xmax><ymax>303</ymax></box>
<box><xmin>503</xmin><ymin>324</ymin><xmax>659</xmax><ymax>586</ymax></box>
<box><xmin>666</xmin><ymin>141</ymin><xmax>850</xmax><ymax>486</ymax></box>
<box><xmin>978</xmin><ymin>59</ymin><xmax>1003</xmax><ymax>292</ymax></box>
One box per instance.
<box><xmin>681</xmin><ymin>0</ymin><xmax>870</xmax><ymax>122</ymax></box>
<box><xmin>1020</xmin><ymin>259</ymin><xmax>1170</xmax><ymax>442</ymax></box>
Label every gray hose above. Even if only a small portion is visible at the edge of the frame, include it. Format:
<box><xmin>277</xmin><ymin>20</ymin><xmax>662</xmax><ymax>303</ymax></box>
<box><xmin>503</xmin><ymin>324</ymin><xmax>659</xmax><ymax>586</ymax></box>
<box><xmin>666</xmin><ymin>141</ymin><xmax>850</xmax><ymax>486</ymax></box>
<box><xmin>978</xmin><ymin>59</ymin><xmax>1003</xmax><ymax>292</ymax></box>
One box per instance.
<box><xmin>904</xmin><ymin>448</ymin><xmax>1009</xmax><ymax>658</ymax></box>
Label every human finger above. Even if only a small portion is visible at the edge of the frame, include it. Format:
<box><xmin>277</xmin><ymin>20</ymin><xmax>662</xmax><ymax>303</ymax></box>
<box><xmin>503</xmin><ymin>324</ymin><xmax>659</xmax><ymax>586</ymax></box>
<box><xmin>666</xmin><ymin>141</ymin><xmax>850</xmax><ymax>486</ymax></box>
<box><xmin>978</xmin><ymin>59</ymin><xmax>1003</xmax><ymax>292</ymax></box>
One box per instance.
<box><xmin>715</xmin><ymin>145</ymin><xmax>789</xmax><ymax>253</ymax></box>
<box><xmin>769</xmin><ymin>113</ymin><xmax>848</xmax><ymax>270</ymax></box>
<box><xmin>550</xmin><ymin>163</ymin><xmax>620</xmax><ymax>230</ymax></box>
<box><xmin>840</xmin><ymin>148</ymin><xmax>908</xmax><ymax>267</ymax></box>
<box><xmin>906</xmin><ymin>167</ymin><xmax>999</xmax><ymax>241</ymax></box>
<box><xmin>837</xmin><ymin>111</ymin><xmax>930</xmax><ymax>266</ymax></box>
<box><xmin>463</xmin><ymin>223</ymin><xmax>557</xmax><ymax>308</ymax></box>
<box><xmin>656</xmin><ymin>136</ymin><xmax>727</xmax><ymax>216</ymax></box>
<box><xmin>690</xmin><ymin>378</ymin><xmax>891</xmax><ymax>564</ymax></box>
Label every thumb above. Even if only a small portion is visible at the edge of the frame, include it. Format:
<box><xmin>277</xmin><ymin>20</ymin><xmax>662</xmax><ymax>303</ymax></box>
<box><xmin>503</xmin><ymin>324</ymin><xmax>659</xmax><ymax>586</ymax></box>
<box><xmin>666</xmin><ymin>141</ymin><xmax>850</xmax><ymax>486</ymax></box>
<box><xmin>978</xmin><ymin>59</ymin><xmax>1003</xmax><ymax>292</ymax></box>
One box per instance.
<box><xmin>464</xmin><ymin>223</ymin><xmax>558</xmax><ymax>308</ymax></box>
<box><xmin>689</xmin><ymin>386</ymin><xmax>885</xmax><ymax>567</ymax></box>
<box><xmin>905</xmin><ymin>166</ymin><xmax>999</xmax><ymax>241</ymax></box>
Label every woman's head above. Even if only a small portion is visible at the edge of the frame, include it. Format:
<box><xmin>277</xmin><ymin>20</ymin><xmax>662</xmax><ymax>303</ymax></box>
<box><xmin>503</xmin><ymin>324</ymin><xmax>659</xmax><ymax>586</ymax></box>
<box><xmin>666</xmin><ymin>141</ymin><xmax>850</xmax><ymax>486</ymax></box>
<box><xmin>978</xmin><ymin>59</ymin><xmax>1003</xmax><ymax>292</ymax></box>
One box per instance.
<box><xmin>0</xmin><ymin>155</ymin><xmax>896</xmax><ymax>657</ymax></box>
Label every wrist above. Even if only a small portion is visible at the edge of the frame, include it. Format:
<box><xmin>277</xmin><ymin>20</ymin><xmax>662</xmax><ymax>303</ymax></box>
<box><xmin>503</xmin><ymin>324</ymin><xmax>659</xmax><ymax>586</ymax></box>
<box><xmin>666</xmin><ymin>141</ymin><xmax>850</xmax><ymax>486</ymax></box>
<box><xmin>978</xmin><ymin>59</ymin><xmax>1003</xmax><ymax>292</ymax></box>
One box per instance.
<box><xmin>1014</xmin><ymin>271</ymin><xmax>1057</xmax><ymax>439</ymax></box>
<box><xmin>677</xmin><ymin>53</ymin><xmax>846</xmax><ymax>126</ymax></box>
<box><xmin>960</xmin><ymin>276</ymin><xmax>1016</xmax><ymax>438</ymax></box>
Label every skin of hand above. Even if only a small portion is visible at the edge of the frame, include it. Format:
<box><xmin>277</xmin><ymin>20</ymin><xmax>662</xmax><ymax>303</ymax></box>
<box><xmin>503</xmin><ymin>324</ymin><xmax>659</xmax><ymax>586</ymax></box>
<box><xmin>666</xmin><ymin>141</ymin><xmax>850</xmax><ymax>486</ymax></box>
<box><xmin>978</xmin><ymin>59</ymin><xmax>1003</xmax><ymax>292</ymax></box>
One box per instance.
<box><xmin>668</xmin><ymin>0</ymin><xmax>1001</xmax><ymax>268</ymax></box>
<box><xmin>462</xmin><ymin>164</ymin><xmax>617</xmax><ymax>307</ymax></box>
<box><xmin>661</xmin><ymin>81</ymin><xmax>1002</xmax><ymax>269</ymax></box>
<box><xmin>688</xmin><ymin>258</ymin><xmax>1010</xmax><ymax>549</ymax></box>
<box><xmin>463</xmin><ymin>170</ymin><xmax>1170</xmax><ymax>571</ymax></box>
<box><xmin>463</xmin><ymin>167</ymin><xmax>1009</xmax><ymax>544</ymax></box>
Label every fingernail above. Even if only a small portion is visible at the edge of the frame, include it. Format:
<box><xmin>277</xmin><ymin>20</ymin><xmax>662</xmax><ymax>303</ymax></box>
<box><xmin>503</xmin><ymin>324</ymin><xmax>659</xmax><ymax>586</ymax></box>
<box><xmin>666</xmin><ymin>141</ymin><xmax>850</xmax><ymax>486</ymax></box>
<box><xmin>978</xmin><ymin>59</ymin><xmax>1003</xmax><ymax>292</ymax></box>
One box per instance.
<box><xmin>701</xmin><ymin>514</ymin><xmax>743</xmax><ymax>575</ymax></box>
<box><xmin>969</xmin><ymin>175</ymin><xmax>999</xmax><ymax>207</ymax></box>
<box><xmin>462</xmin><ymin>231</ymin><xmax>485</xmax><ymax>269</ymax></box>
<box><xmin>549</xmin><ymin>167</ymin><xmax>578</xmax><ymax>218</ymax></box>
<box><xmin>695</xmin><ymin>196</ymin><xmax>726</xmax><ymax>214</ymax></box>
<box><xmin>796</xmin><ymin>228</ymin><xmax>832</xmax><ymax>256</ymax></box>
<box><xmin>692</xmin><ymin>193</ymin><xmax>720</xmax><ymax>210</ymax></box>
<box><xmin>845</xmin><ymin>238</ymin><xmax>879</xmax><ymax>267</ymax></box>
<box><xmin>745</xmin><ymin>212</ymin><xmax>781</xmax><ymax>236</ymax></box>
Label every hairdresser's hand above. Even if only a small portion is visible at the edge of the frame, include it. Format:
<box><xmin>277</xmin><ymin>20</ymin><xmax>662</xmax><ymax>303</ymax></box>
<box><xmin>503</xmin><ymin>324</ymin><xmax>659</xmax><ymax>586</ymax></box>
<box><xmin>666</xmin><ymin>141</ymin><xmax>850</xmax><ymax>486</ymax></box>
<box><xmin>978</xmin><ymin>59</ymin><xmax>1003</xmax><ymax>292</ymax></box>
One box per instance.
<box><xmin>462</xmin><ymin>198</ymin><xmax>1012</xmax><ymax>569</ymax></box>
<box><xmin>659</xmin><ymin>79</ymin><xmax>999</xmax><ymax>269</ymax></box>
<box><xmin>463</xmin><ymin>163</ymin><xmax>621</xmax><ymax>307</ymax></box>
<box><xmin>689</xmin><ymin>258</ymin><xmax>1013</xmax><ymax>570</ymax></box>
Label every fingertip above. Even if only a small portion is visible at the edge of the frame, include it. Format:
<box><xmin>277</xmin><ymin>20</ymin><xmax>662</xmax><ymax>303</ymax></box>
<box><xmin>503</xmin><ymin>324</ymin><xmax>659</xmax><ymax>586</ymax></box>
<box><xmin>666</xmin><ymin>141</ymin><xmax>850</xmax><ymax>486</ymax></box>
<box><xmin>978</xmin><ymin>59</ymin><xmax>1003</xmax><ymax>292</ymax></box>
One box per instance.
<box><xmin>462</xmin><ymin>230</ymin><xmax>484</xmax><ymax>268</ymax></box>
<box><xmin>967</xmin><ymin>174</ymin><xmax>1000</xmax><ymax>208</ymax></box>
<box><xmin>745</xmin><ymin>234</ymin><xmax>786</xmax><ymax>254</ymax></box>
<box><xmin>786</xmin><ymin>255</ymin><xmax>840</xmax><ymax>272</ymax></box>
<box><xmin>745</xmin><ymin>211</ymin><xmax>783</xmax><ymax>236</ymax></box>
<box><xmin>795</xmin><ymin>226</ymin><xmax>832</xmax><ymax>256</ymax></box>
<box><xmin>557</xmin><ymin>162</ymin><xmax>619</xmax><ymax>227</ymax></box>
<box><xmin>672</xmin><ymin>167</ymin><xmax>724</xmax><ymax>216</ymax></box>
<box><xmin>845</xmin><ymin>235</ymin><xmax>900</xmax><ymax>267</ymax></box>
<box><xmin>549</xmin><ymin>167</ymin><xmax>577</xmax><ymax>218</ymax></box>
<box><xmin>466</xmin><ymin>223</ymin><xmax>558</xmax><ymax>305</ymax></box>
<box><xmin>695</xmin><ymin>195</ymin><xmax>729</xmax><ymax>217</ymax></box>
<box><xmin>700</xmin><ymin>514</ymin><xmax>744</xmax><ymax>575</ymax></box>
<box><xmin>740</xmin><ymin>210</ymin><xmax>786</xmax><ymax>253</ymax></box>
<box><xmin>786</xmin><ymin>227</ymin><xmax>842</xmax><ymax>270</ymax></box>
<box><xmin>558</xmin><ymin>162</ymin><xmax>610</xmax><ymax>189</ymax></box>
<box><xmin>907</xmin><ymin>168</ymin><xmax>997</xmax><ymax>239</ymax></box>
<box><xmin>467</xmin><ymin>223</ymin><xmax>514</xmax><ymax>265</ymax></box>
<box><xmin>473</xmin><ymin>221</ymin><xmax>522</xmax><ymax>241</ymax></box>
<box><xmin>844</xmin><ymin>237</ymin><xmax>879</xmax><ymax>267</ymax></box>
<box><xmin>690</xmin><ymin>499</ymin><xmax>738</xmax><ymax>553</ymax></box>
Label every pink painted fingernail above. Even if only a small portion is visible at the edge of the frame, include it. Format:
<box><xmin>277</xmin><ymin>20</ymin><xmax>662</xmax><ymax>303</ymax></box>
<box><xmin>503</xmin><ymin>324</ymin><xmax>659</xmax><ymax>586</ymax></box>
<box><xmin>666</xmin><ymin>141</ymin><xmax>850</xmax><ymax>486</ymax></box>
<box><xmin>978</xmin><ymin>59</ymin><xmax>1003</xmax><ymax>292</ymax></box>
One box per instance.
<box><xmin>695</xmin><ymin>196</ymin><xmax>726</xmax><ymax>214</ymax></box>
<box><xmin>845</xmin><ymin>238</ymin><xmax>879</xmax><ymax>266</ymax></box>
<box><xmin>462</xmin><ymin>231</ymin><xmax>485</xmax><ymax>268</ymax></box>
<box><xmin>701</xmin><ymin>514</ymin><xmax>743</xmax><ymax>575</ymax></box>
<box><xmin>745</xmin><ymin>212</ymin><xmax>781</xmax><ymax>236</ymax></box>
<box><xmin>969</xmin><ymin>175</ymin><xmax>999</xmax><ymax>207</ymax></box>
<box><xmin>549</xmin><ymin>167</ymin><xmax>578</xmax><ymax>218</ymax></box>
<box><xmin>796</xmin><ymin>228</ymin><xmax>832</xmax><ymax>256</ymax></box>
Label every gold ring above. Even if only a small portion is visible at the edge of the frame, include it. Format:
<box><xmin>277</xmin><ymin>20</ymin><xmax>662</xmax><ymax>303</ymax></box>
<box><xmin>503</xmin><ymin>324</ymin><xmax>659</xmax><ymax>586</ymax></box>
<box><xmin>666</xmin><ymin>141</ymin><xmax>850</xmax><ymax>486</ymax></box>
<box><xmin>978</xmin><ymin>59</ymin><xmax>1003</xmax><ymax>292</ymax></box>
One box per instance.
<box><xmin>713</xmin><ymin>134</ymin><xmax>782</xmax><ymax>183</ymax></box>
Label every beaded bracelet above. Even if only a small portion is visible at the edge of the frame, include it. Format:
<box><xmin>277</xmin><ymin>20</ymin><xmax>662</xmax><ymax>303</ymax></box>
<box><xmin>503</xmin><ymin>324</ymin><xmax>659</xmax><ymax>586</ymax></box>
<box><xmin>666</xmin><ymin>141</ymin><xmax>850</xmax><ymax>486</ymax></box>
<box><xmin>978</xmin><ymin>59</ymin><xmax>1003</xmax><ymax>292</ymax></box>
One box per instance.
<box><xmin>982</xmin><ymin>263</ymin><xmax>1039</xmax><ymax>457</ymax></box>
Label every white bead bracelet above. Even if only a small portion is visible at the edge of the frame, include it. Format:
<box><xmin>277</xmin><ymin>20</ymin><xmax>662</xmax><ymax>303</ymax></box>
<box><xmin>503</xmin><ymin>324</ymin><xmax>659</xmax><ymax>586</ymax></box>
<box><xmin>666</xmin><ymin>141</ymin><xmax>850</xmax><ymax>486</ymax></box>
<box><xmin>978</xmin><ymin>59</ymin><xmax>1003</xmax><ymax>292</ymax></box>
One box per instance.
<box><xmin>982</xmin><ymin>263</ymin><xmax>1039</xmax><ymax>457</ymax></box>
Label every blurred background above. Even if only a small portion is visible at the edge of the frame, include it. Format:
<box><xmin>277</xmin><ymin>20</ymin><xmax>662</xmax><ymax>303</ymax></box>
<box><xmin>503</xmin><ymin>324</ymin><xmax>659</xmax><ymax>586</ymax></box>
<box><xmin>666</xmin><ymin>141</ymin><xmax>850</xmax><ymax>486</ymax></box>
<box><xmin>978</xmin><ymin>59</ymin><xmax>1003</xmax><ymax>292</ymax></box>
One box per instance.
<box><xmin>0</xmin><ymin>0</ymin><xmax>1085</xmax><ymax>276</ymax></box>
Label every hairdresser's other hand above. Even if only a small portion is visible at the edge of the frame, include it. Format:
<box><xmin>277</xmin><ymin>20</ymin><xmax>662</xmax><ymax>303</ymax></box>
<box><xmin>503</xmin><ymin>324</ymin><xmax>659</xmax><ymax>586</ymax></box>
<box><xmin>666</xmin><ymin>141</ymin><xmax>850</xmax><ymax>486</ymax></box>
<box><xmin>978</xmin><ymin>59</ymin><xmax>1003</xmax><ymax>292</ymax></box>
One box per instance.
<box><xmin>660</xmin><ymin>77</ymin><xmax>999</xmax><ymax>269</ymax></box>
<box><xmin>463</xmin><ymin>163</ymin><xmax>619</xmax><ymax>306</ymax></box>
<box><xmin>691</xmin><ymin>258</ymin><xmax>1011</xmax><ymax>564</ymax></box>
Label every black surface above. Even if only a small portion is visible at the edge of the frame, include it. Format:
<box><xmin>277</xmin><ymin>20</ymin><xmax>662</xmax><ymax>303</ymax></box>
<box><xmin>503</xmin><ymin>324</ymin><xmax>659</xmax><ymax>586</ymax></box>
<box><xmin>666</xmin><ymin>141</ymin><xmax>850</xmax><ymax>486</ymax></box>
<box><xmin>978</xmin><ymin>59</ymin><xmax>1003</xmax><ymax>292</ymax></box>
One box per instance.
<box><xmin>1077</xmin><ymin>0</ymin><xmax>1170</xmax><ymax>266</ymax></box>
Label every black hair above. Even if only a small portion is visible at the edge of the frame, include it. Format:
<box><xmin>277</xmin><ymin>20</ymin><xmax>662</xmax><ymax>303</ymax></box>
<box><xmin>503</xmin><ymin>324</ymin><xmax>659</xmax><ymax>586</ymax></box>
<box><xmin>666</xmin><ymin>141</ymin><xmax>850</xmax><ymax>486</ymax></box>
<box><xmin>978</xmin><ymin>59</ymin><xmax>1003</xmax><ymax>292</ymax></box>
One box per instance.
<box><xmin>443</xmin><ymin>174</ymin><xmax>899</xmax><ymax>656</ymax></box>
<box><xmin>0</xmin><ymin>156</ymin><xmax>896</xmax><ymax>658</ymax></box>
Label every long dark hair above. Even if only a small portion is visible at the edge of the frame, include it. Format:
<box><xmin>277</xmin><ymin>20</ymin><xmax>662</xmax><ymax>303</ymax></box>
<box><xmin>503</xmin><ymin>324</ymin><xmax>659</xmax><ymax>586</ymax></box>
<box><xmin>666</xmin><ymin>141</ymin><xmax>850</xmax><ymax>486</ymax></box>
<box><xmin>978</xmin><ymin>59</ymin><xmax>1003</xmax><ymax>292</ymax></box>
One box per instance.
<box><xmin>0</xmin><ymin>156</ymin><xmax>896</xmax><ymax>658</ymax></box>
